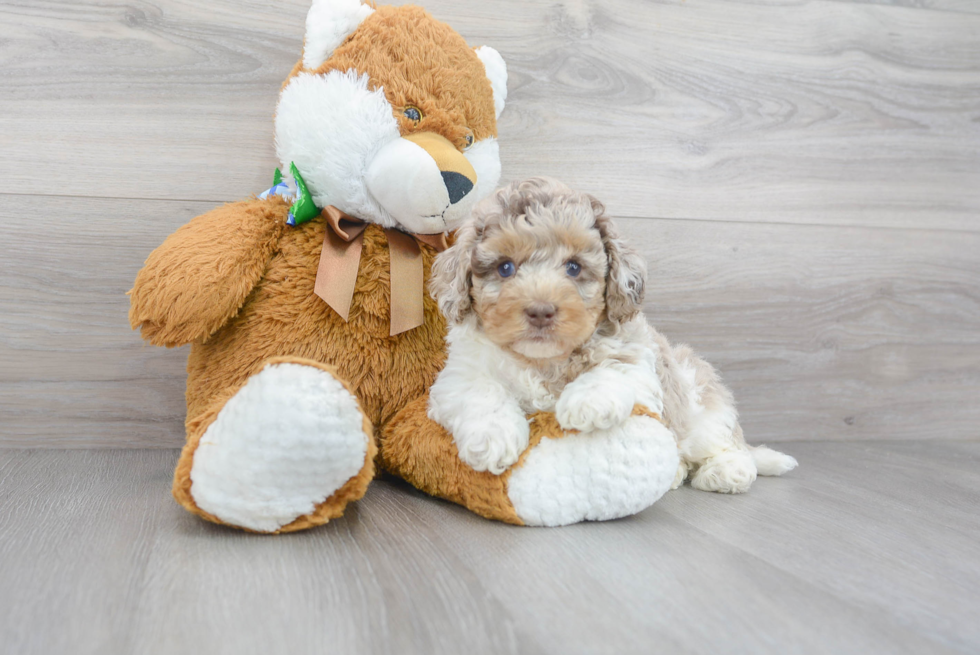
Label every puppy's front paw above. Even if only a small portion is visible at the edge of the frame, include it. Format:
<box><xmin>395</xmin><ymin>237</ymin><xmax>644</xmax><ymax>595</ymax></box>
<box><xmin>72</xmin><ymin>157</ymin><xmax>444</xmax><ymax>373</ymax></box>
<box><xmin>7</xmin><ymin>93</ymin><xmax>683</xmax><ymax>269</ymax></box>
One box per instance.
<box><xmin>454</xmin><ymin>410</ymin><xmax>530</xmax><ymax>475</ymax></box>
<box><xmin>557</xmin><ymin>372</ymin><xmax>635</xmax><ymax>432</ymax></box>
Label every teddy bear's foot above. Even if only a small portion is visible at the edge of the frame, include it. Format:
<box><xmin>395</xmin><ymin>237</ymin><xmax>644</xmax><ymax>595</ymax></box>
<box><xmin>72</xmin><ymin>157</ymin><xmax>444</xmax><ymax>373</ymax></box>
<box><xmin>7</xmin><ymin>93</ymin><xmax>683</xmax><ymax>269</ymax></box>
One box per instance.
<box><xmin>507</xmin><ymin>412</ymin><xmax>679</xmax><ymax>526</ymax></box>
<box><xmin>383</xmin><ymin>397</ymin><xmax>679</xmax><ymax>527</ymax></box>
<box><xmin>173</xmin><ymin>358</ymin><xmax>376</xmax><ymax>533</ymax></box>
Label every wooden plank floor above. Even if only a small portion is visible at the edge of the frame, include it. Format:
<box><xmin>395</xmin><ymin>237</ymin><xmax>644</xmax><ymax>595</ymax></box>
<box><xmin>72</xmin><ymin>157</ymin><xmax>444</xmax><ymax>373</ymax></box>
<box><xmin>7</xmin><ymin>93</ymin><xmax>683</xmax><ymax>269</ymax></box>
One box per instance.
<box><xmin>1</xmin><ymin>442</ymin><xmax>978</xmax><ymax>655</ymax></box>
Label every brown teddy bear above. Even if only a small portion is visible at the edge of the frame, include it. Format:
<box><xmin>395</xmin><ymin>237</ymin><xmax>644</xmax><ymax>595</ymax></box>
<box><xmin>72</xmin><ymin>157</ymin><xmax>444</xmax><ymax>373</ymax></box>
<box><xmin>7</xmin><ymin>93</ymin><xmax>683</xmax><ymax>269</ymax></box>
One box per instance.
<box><xmin>129</xmin><ymin>0</ymin><xmax>508</xmax><ymax>533</ymax></box>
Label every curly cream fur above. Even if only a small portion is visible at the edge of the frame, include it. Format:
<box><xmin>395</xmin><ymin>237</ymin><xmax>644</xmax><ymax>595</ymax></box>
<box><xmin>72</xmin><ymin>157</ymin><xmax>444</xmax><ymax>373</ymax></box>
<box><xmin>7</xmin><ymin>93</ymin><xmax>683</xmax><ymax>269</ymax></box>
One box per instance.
<box><xmin>429</xmin><ymin>177</ymin><xmax>797</xmax><ymax>490</ymax></box>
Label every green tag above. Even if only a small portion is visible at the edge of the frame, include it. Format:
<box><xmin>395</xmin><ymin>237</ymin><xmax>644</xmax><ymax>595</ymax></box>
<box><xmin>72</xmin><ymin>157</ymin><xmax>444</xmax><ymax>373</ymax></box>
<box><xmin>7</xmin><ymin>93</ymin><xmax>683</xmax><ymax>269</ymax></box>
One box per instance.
<box><xmin>287</xmin><ymin>162</ymin><xmax>320</xmax><ymax>226</ymax></box>
<box><xmin>273</xmin><ymin>167</ymin><xmax>283</xmax><ymax>186</ymax></box>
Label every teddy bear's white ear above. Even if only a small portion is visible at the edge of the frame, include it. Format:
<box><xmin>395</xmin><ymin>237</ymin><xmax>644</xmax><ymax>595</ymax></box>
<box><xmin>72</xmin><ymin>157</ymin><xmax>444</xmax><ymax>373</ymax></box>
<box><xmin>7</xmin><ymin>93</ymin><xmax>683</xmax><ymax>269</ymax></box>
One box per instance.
<box><xmin>303</xmin><ymin>0</ymin><xmax>375</xmax><ymax>70</ymax></box>
<box><xmin>474</xmin><ymin>46</ymin><xmax>507</xmax><ymax>119</ymax></box>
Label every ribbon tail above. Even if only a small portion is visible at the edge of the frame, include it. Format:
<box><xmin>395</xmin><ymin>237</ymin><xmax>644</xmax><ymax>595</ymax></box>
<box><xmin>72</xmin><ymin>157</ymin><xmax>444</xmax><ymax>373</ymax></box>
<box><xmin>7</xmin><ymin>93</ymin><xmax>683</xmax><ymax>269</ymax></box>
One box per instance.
<box><xmin>415</xmin><ymin>232</ymin><xmax>449</xmax><ymax>253</ymax></box>
<box><xmin>386</xmin><ymin>229</ymin><xmax>424</xmax><ymax>336</ymax></box>
<box><xmin>314</xmin><ymin>225</ymin><xmax>364</xmax><ymax>322</ymax></box>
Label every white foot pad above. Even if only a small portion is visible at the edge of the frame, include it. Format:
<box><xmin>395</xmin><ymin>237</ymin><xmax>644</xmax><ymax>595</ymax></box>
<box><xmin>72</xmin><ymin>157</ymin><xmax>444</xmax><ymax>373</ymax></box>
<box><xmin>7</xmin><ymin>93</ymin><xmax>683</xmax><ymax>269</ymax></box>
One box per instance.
<box><xmin>190</xmin><ymin>363</ymin><xmax>368</xmax><ymax>532</ymax></box>
<box><xmin>690</xmin><ymin>449</ymin><xmax>757</xmax><ymax>494</ymax></box>
<box><xmin>507</xmin><ymin>416</ymin><xmax>679</xmax><ymax>527</ymax></box>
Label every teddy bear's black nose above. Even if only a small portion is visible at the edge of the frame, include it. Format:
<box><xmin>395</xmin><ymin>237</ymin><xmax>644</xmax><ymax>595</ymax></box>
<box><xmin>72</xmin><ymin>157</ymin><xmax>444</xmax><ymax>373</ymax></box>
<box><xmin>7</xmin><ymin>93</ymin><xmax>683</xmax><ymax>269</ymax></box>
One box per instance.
<box><xmin>442</xmin><ymin>171</ymin><xmax>474</xmax><ymax>205</ymax></box>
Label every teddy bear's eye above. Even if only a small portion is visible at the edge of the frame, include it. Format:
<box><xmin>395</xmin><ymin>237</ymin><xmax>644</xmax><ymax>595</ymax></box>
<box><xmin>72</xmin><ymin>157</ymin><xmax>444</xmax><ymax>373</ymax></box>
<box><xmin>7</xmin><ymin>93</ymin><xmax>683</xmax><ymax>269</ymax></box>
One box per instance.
<box><xmin>463</xmin><ymin>132</ymin><xmax>474</xmax><ymax>150</ymax></box>
<box><xmin>497</xmin><ymin>261</ymin><xmax>516</xmax><ymax>278</ymax></box>
<box><xmin>403</xmin><ymin>106</ymin><xmax>422</xmax><ymax>123</ymax></box>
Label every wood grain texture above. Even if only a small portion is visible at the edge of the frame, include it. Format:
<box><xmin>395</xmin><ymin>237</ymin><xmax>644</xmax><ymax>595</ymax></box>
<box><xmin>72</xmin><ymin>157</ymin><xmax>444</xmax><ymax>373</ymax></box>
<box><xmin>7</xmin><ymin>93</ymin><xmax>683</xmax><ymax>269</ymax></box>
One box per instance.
<box><xmin>634</xmin><ymin>216</ymin><xmax>980</xmax><ymax>443</ymax></box>
<box><xmin>0</xmin><ymin>0</ymin><xmax>978</xmax><ymax>228</ymax></box>
<box><xmin>1</xmin><ymin>444</ymin><xmax>977</xmax><ymax>655</ymax></box>
<box><xmin>2</xmin><ymin>195</ymin><xmax>979</xmax><ymax>446</ymax></box>
<box><xmin>0</xmin><ymin>195</ymin><xmax>203</xmax><ymax>446</ymax></box>
<box><xmin>0</xmin><ymin>1</ymin><xmax>978</xmax><ymax>446</ymax></box>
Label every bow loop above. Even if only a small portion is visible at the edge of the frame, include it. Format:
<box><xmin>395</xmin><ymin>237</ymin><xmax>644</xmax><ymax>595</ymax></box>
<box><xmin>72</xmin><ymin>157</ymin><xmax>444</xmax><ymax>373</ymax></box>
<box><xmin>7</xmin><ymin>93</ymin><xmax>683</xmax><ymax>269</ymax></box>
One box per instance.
<box><xmin>313</xmin><ymin>206</ymin><xmax>446</xmax><ymax>336</ymax></box>
<box><xmin>323</xmin><ymin>205</ymin><xmax>368</xmax><ymax>243</ymax></box>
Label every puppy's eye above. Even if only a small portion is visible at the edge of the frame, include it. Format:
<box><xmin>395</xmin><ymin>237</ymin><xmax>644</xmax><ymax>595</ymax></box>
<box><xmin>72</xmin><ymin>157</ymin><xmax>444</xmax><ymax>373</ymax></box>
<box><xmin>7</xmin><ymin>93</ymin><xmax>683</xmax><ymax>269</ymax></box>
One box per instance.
<box><xmin>497</xmin><ymin>261</ymin><xmax>516</xmax><ymax>278</ymax></box>
<box><xmin>403</xmin><ymin>106</ymin><xmax>423</xmax><ymax>123</ymax></box>
<box><xmin>565</xmin><ymin>261</ymin><xmax>582</xmax><ymax>277</ymax></box>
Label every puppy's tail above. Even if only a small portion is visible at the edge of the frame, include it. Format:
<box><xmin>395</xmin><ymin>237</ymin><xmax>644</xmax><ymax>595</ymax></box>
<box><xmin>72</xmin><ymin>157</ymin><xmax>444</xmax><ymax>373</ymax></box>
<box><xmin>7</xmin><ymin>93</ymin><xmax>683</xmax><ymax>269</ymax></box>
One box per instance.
<box><xmin>751</xmin><ymin>445</ymin><xmax>798</xmax><ymax>476</ymax></box>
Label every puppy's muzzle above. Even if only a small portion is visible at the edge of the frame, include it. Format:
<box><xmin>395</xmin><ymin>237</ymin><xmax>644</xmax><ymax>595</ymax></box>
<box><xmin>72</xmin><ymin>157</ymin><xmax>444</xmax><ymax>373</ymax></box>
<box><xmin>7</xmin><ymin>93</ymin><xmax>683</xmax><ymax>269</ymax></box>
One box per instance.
<box><xmin>525</xmin><ymin>302</ymin><xmax>557</xmax><ymax>329</ymax></box>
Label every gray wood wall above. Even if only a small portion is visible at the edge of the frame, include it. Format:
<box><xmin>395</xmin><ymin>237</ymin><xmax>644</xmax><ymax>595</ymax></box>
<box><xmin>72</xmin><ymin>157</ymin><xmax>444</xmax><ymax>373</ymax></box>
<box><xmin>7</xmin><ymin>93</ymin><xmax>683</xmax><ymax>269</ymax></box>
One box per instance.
<box><xmin>1</xmin><ymin>0</ymin><xmax>978</xmax><ymax>447</ymax></box>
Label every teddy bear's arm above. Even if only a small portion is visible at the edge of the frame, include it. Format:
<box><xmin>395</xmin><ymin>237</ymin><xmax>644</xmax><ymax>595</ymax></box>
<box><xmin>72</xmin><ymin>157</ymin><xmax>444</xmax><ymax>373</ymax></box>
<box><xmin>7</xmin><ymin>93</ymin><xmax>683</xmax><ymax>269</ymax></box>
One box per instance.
<box><xmin>128</xmin><ymin>199</ymin><xmax>287</xmax><ymax>347</ymax></box>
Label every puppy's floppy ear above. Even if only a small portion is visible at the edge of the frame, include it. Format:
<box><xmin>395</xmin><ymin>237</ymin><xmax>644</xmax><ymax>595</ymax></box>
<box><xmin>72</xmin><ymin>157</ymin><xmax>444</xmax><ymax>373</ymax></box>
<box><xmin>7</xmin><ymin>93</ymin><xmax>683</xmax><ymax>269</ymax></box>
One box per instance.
<box><xmin>590</xmin><ymin>196</ymin><xmax>647</xmax><ymax>323</ymax></box>
<box><xmin>429</xmin><ymin>221</ymin><xmax>479</xmax><ymax>324</ymax></box>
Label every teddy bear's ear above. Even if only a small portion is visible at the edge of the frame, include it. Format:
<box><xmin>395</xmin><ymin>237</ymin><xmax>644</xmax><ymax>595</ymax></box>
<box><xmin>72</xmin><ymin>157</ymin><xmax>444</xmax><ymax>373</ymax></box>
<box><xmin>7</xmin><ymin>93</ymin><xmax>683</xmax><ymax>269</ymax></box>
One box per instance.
<box><xmin>303</xmin><ymin>0</ymin><xmax>375</xmax><ymax>70</ymax></box>
<box><xmin>474</xmin><ymin>46</ymin><xmax>508</xmax><ymax>119</ymax></box>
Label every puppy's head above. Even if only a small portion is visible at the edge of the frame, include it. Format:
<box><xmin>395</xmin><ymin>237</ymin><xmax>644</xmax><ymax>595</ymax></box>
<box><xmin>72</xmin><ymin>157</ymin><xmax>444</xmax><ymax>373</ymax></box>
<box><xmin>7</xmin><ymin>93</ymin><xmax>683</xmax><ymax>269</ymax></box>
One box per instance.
<box><xmin>431</xmin><ymin>177</ymin><xmax>646</xmax><ymax>360</ymax></box>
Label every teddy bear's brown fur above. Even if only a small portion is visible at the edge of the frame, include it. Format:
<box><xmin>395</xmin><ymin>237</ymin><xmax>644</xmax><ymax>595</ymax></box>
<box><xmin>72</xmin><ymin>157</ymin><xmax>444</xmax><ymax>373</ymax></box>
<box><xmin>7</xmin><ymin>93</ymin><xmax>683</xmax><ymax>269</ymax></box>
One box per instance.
<box><xmin>129</xmin><ymin>195</ymin><xmax>449</xmax><ymax>531</ymax></box>
<box><xmin>383</xmin><ymin>396</ymin><xmax>664</xmax><ymax>526</ymax></box>
<box><xmin>293</xmin><ymin>5</ymin><xmax>498</xmax><ymax>151</ymax></box>
<box><xmin>129</xmin><ymin>5</ymin><xmax>498</xmax><ymax>532</ymax></box>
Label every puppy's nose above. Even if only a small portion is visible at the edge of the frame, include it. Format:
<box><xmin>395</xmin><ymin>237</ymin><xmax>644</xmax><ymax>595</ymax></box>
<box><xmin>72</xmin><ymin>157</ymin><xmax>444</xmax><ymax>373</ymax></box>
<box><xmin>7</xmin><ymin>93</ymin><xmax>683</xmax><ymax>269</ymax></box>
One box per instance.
<box><xmin>525</xmin><ymin>303</ymin><xmax>558</xmax><ymax>328</ymax></box>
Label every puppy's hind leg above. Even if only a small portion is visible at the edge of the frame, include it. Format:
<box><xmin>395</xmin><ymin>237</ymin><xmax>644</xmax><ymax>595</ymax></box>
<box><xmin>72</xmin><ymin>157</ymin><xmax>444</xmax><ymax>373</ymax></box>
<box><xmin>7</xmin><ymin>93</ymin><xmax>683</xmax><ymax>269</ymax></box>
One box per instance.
<box><xmin>684</xmin><ymin>407</ymin><xmax>758</xmax><ymax>495</ymax></box>
<box><xmin>751</xmin><ymin>443</ymin><xmax>799</xmax><ymax>477</ymax></box>
<box><xmin>688</xmin><ymin>422</ymin><xmax>798</xmax><ymax>493</ymax></box>
<box><xmin>672</xmin><ymin>352</ymin><xmax>794</xmax><ymax>494</ymax></box>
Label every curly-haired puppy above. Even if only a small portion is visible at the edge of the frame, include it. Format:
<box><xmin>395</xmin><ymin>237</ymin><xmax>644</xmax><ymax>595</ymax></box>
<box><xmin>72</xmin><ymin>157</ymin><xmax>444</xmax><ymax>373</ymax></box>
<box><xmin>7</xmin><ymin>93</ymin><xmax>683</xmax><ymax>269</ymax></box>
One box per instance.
<box><xmin>427</xmin><ymin>177</ymin><xmax>797</xmax><ymax>493</ymax></box>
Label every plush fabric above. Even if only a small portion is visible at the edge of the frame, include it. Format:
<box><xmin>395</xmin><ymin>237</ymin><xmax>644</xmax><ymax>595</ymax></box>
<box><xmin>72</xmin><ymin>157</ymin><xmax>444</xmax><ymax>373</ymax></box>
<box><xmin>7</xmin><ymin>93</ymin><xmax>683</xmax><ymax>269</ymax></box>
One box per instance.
<box><xmin>276</xmin><ymin>4</ymin><xmax>505</xmax><ymax>232</ymax></box>
<box><xmin>302</xmin><ymin>0</ymin><xmax>375</xmax><ymax>70</ymax></box>
<box><xmin>133</xmin><ymin>206</ymin><xmax>449</xmax><ymax>426</ymax></box>
<box><xmin>173</xmin><ymin>357</ymin><xmax>377</xmax><ymax>534</ymax></box>
<box><xmin>306</xmin><ymin>5</ymin><xmax>499</xmax><ymax>147</ymax></box>
<box><xmin>130</xmin><ymin>2</ymin><xmax>509</xmax><ymax>532</ymax></box>
<box><xmin>382</xmin><ymin>399</ymin><xmax>675</xmax><ymax>527</ymax></box>
<box><xmin>188</xmin><ymin>361</ymin><xmax>371</xmax><ymax>532</ymax></box>
<box><xmin>131</xmin><ymin>2</ymin><xmax>689</xmax><ymax>532</ymax></box>
<box><xmin>506</xmin><ymin>412</ymin><xmax>678</xmax><ymax>527</ymax></box>
<box><xmin>135</xmin><ymin>200</ymin><xmax>450</xmax><ymax>531</ymax></box>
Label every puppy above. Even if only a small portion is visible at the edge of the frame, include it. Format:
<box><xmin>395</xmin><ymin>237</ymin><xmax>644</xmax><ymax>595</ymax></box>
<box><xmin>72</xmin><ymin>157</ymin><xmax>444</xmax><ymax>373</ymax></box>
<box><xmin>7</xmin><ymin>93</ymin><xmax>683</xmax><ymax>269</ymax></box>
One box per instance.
<box><xmin>427</xmin><ymin>177</ymin><xmax>797</xmax><ymax>493</ymax></box>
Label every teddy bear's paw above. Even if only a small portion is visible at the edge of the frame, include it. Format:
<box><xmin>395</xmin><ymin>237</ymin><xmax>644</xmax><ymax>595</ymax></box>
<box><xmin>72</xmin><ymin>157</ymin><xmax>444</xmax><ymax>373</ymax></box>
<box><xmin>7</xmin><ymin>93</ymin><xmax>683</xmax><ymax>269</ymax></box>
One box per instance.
<box><xmin>188</xmin><ymin>362</ymin><xmax>371</xmax><ymax>532</ymax></box>
<box><xmin>453</xmin><ymin>409</ymin><xmax>530</xmax><ymax>475</ymax></box>
<box><xmin>690</xmin><ymin>449</ymin><xmax>757</xmax><ymax>494</ymax></box>
<box><xmin>555</xmin><ymin>370</ymin><xmax>635</xmax><ymax>433</ymax></box>
<box><xmin>507</xmin><ymin>414</ymin><xmax>679</xmax><ymax>527</ymax></box>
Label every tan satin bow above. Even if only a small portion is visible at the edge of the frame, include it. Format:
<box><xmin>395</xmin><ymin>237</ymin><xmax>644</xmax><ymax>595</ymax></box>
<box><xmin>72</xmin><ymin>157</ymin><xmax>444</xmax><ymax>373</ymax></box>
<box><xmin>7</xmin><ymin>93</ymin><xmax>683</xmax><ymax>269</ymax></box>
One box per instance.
<box><xmin>313</xmin><ymin>206</ymin><xmax>449</xmax><ymax>336</ymax></box>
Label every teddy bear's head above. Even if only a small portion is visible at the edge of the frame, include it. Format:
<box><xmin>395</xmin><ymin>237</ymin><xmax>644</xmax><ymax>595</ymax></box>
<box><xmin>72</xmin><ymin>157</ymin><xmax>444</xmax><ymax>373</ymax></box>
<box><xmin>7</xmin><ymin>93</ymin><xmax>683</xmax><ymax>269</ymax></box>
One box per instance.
<box><xmin>274</xmin><ymin>0</ymin><xmax>507</xmax><ymax>235</ymax></box>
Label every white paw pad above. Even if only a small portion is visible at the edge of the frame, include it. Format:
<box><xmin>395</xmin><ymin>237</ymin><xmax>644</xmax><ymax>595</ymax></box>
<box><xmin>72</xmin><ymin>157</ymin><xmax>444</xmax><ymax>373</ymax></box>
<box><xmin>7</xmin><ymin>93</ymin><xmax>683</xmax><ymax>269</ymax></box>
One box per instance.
<box><xmin>691</xmin><ymin>449</ymin><xmax>757</xmax><ymax>494</ymax></box>
<box><xmin>454</xmin><ymin>409</ymin><xmax>530</xmax><ymax>475</ymax></box>
<box><xmin>190</xmin><ymin>363</ymin><xmax>368</xmax><ymax>532</ymax></box>
<box><xmin>556</xmin><ymin>374</ymin><xmax>635</xmax><ymax>432</ymax></box>
<box><xmin>507</xmin><ymin>415</ymin><xmax>679</xmax><ymax>527</ymax></box>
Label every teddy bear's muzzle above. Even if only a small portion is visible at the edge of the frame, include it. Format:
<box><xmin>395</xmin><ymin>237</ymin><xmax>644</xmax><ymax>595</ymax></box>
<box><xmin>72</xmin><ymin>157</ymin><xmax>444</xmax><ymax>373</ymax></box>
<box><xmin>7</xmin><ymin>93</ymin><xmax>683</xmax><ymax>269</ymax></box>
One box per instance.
<box><xmin>365</xmin><ymin>131</ymin><xmax>478</xmax><ymax>235</ymax></box>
